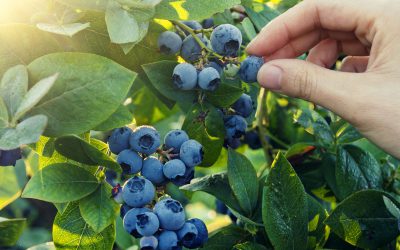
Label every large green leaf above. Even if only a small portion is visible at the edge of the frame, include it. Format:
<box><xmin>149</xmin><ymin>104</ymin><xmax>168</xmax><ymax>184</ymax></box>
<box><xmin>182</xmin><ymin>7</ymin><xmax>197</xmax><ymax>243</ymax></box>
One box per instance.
<box><xmin>53</xmin><ymin>203</ymin><xmax>116</xmax><ymax>250</ymax></box>
<box><xmin>27</xmin><ymin>52</ymin><xmax>136</xmax><ymax>137</ymax></box>
<box><xmin>0</xmin><ymin>162</ymin><xmax>25</xmax><ymax>210</ymax></box>
<box><xmin>0</xmin><ymin>97</ymin><xmax>8</xmax><ymax>129</ymax></box>
<box><xmin>22</xmin><ymin>163</ymin><xmax>99</xmax><ymax>203</ymax></box>
<box><xmin>93</xmin><ymin>105</ymin><xmax>133</xmax><ymax>131</ymax></box>
<box><xmin>182</xmin><ymin>102</ymin><xmax>225</xmax><ymax>166</ymax></box>
<box><xmin>307</xmin><ymin>195</ymin><xmax>329</xmax><ymax>249</ymax></box>
<box><xmin>0</xmin><ymin>217</ymin><xmax>27</xmax><ymax>247</ymax></box>
<box><xmin>335</xmin><ymin>145</ymin><xmax>383</xmax><ymax>200</ymax></box>
<box><xmin>205</xmin><ymin>82</ymin><xmax>244</xmax><ymax>108</ymax></box>
<box><xmin>325</xmin><ymin>190</ymin><xmax>400</xmax><ymax>248</ymax></box>
<box><xmin>233</xmin><ymin>242</ymin><xmax>268</xmax><ymax>250</ymax></box>
<box><xmin>54</xmin><ymin>135</ymin><xmax>121</xmax><ymax>173</ymax></box>
<box><xmin>202</xmin><ymin>225</ymin><xmax>250</xmax><ymax>250</ymax></box>
<box><xmin>263</xmin><ymin>152</ymin><xmax>308</xmax><ymax>250</ymax></box>
<box><xmin>244</xmin><ymin>3</ymin><xmax>280</xmax><ymax>31</ymax></box>
<box><xmin>227</xmin><ymin>149</ymin><xmax>258</xmax><ymax>216</ymax></box>
<box><xmin>0</xmin><ymin>65</ymin><xmax>28</xmax><ymax>116</ymax></box>
<box><xmin>79</xmin><ymin>183</ymin><xmax>119</xmax><ymax>233</ymax></box>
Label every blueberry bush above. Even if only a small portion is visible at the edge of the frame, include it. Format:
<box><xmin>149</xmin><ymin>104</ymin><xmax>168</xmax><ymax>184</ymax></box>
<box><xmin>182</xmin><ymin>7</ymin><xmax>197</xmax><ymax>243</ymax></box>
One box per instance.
<box><xmin>1</xmin><ymin>0</ymin><xmax>400</xmax><ymax>249</ymax></box>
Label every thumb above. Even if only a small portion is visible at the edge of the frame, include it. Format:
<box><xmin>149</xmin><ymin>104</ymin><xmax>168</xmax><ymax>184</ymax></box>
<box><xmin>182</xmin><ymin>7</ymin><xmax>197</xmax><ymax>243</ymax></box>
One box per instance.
<box><xmin>257</xmin><ymin>59</ymin><xmax>361</xmax><ymax>120</ymax></box>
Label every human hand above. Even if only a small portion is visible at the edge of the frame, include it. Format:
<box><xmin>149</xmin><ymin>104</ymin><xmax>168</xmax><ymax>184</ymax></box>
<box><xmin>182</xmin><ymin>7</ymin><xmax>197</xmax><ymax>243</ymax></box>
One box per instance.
<box><xmin>246</xmin><ymin>0</ymin><xmax>400</xmax><ymax>158</ymax></box>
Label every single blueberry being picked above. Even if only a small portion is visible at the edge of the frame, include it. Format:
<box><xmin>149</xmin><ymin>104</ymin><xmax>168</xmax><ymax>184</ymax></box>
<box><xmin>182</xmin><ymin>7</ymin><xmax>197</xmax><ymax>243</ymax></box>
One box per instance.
<box><xmin>0</xmin><ymin>148</ymin><xmax>21</xmax><ymax>167</ymax></box>
<box><xmin>123</xmin><ymin>207</ymin><xmax>151</xmax><ymax>237</ymax></box>
<box><xmin>198</xmin><ymin>67</ymin><xmax>221</xmax><ymax>91</ymax></box>
<box><xmin>177</xmin><ymin>222</ymin><xmax>198</xmax><ymax>248</ymax></box>
<box><xmin>224</xmin><ymin>115</ymin><xmax>248</xmax><ymax>139</ymax></box>
<box><xmin>186</xmin><ymin>218</ymin><xmax>209</xmax><ymax>248</ymax></box>
<box><xmin>158</xmin><ymin>31</ymin><xmax>183</xmax><ymax>55</ymax></box>
<box><xmin>210</xmin><ymin>24</ymin><xmax>242</xmax><ymax>57</ymax></box>
<box><xmin>180</xmin><ymin>139</ymin><xmax>203</xmax><ymax>167</ymax></box>
<box><xmin>172</xmin><ymin>63</ymin><xmax>198</xmax><ymax>90</ymax></box>
<box><xmin>107</xmin><ymin>127</ymin><xmax>132</xmax><ymax>154</ymax></box>
<box><xmin>117</xmin><ymin>149</ymin><xmax>143</xmax><ymax>175</ymax></box>
<box><xmin>163</xmin><ymin>159</ymin><xmax>186</xmax><ymax>180</ymax></box>
<box><xmin>140</xmin><ymin>236</ymin><xmax>158</xmax><ymax>250</ymax></box>
<box><xmin>164</xmin><ymin>129</ymin><xmax>189</xmax><ymax>154</ymax></box>
<box><xmin>157</xmin><ymin>230</ymin><xmax>180</xmax><ymax>250</ymax></box>
<box><xmin>122</xmin><ymin>176</ymin><xmax>155</xmax><ymax>207</ymax></box>
<box><xmin>181</xmin><ymin>34</ymin><xmax>209</xmax><ymax>63</ymax></box>
<box><xmin>232</xmin><ymin>93</ymin><xmax>254</xmax><ymax>118</ymax></box>
<box><xmin>136</xmin><ymin>211</ymin><xmax>160</xmax><ymax>236</ymax></box>
<box><xmin>141</xmin><ymin>157</ymin><xmax>166</xmax><ymax>186</ymax></box>
<box><xmin>154</xmin><ymin>198</ymin><xmax>185</xmax><ymax>230</ymax></box>
<box><xmin>130</xmin><ymin>126</ymin><xmax>161</xmax><ymax>155</ymax></box>
<box><xmin>239</xmin><ymin>56</ymin><xmax>264</xmax><ymax>83</ymax></box>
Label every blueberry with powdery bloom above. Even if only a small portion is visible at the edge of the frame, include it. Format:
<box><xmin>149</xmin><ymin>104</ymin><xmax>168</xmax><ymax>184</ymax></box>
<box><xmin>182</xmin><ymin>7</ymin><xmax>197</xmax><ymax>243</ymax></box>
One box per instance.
<box><xmin>123</xmin><ymin>207</ymin><xmax>151</xmax><ymax>237</ymax></box>
<box><xmin>164</xmin><ymin>129</ymin><xmax>189</xmax><ymax>154</ymax></box>
<box><xmin>232</xmin><ymin>93</ymin><xmax>254</xmax><ymax>118</ymax></box>
<box><xmin>140</xmin><ymin>235</ymin><xmax>158</xmax><ymax>250</ymax></box>
<box><xmin>163</xmin><ymin>159</ymin><xmax>186</xmax><ymax>181</ymax></box>
<box><xmin>172</xmin><ymin>63</ymin><xmax>198</xmax><ymax>90</ymax></box>
<box><xmin>180</xmin><ymin>34</ymin><xmax>210</xmax><ymax>63</ymax></box>
<box><xmin>141</xmin><ymin>156</ymin><xmax>166</xmax><ymax>186</ymax></box>
<box><xmin>130</xmin><ymin>126</ymin><xmax>161</xmax><ymax>155</ymax></box>
<box><xmin>181</xmin><ymin>21</ymin><xmax>202</xmax><ymax>34</ymax></box>
<box><xmin>198</xmin><ymin>67</ymin><xmax>221</xmax><ymax>91</ymax></box>
<box><xmin>117</xmin><ymin>149</ymin><xmax>143</xmax><ymax>175</ymax></box>
<box><xmin>122</xmin><ymin>176</ymin><xmax>155</xmax><ymax>207</ymax></box>
<box><xmin>107</xmin><ymin>127</ymin><xmax>132</xmax><ymax>154</ymax></box>
<box><xmin>136</xmin><ymin>211</ymin><xmax>160</xmax><ymax>236</ymax></box>
<box><xmin>154</xmin><ymin>198</ymin><xmax>185</xmax><ymax>230</ymax></box>
<box><xmin>177</xmin><ymin>222</ymin><xmax>198</xmax><ymax>248</ymax></box>
<box><xmin>157</xmin><ymin>230</ymin><xmax>181</xmax><ymax>250</ymax></box>
<box><xmin>224</xmin><ymin>115</ymin><xmax>247</xmax><ymax>139</ymax></box>
<box><xmin>158</xmin><ymin>31</ymin><xmax>183</xmax><ymax>55</ymax></box>
<box><xmin>120</xmin><ymin>203</ymin><xmax>132</xmax><ymax>219</ymax></box>
<box><xmin>239</xmin><ymin>56</ymin><xmax>264</xmax><ymax>83</ymax></box>
<box><xmin>179</xmin><ymin>140</ymin><xmax>203</xmax><ymax>167</ymax></box>
<box><xmin>211</xmin><ymin>24</ymin><xmax>242</xmax><ymax>57</ymax></box>
<box><xmin>186</xmin><ymin>218</ymin><xmax>209</xmax><ymax>248</ymax></box>
<box><xmin>171</xmin><ymin>165</ymin><xmax>195</xmax><ymax>187</ymax></box>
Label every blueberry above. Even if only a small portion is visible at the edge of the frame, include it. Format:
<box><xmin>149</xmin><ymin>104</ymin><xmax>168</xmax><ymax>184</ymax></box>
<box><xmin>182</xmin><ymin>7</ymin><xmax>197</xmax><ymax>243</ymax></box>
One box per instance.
<box><xmin>136</xmin><ymin>211</ymin><xmax>160</xmax><ymax>236</ymax></box>
<box><xmin>123</xmin><ymin>207</ymin><xmax>151</xmax><ymax>237</ymax></box>
<box><xmin>177</xmin><ymin>222</ymin><xmax>198</xmax><ymax>248</ymax></box>
<box><xmin>202</xmin><ymin>18</ymin><xmax>214</xmax><ymax>29</ymax></box>
<box><xmin>140</xmin><ymin>235</ymin><xmax>158</xmax><ymax>250</ymax></box>
<box><xmin>224</xmin><ymin>137</ymin><xmax>241</xmax><ymax>149</ymax></box>
<box><xmin>179</xmin><ymin>140</ymin><xmax>203</xmax><ymax>167</ymax></box>
<box><xmin>171</xmin><ymin>166</ymin><xmax>194</xmax><ymax>187</ymax></box>
<box><xmin>108</xmin><ymin>127</ymin><xmax>132</xmax><ymax>154</ymax></box>
<box><xmin>181</xmin><ymin>21</ymin><xmax>202</xmax><ymax>34</ymax></box>
<box><xmin>105</xmin><ymin>170</ymin><xmax>117</xmax><ymax>186</ymax></box>
<box><xmin>154</xmin><ymin>198</ymin><xmax>185</xmax><ymax>230</ymax></box>
<box><xmin>111</xmin><ymin>184</ymin><xmax>124</xmax><ymax>204</ymax></box>
<box><xmin>122</xmin><ymin>176</ymin><xmax>155</xmax><ymax>207</ymax></box>
<box><xmin>130</xmin><ymin>126</ymin><xmax>161</xmax><ymax>155</ymax></box>
<box><xmin>210</xmin><ymin>24</ymin><xmax>242</xmax><ymax>57</ymax></box>
<box><xmin>215</xmin><ymin>200</ymin><xmax>228</xmax><ymax>214</ymax></box>
<box><xmin>239</xmin><ymin>56</ymin><xmax>264</xmax><ymax>83</ymax></box>
<box><xmin>223</xmin><ymin>63</ymin><xmax>240</xmax><ymax>78</ymax></box>
<box><xmin>117</xmin><ymin>150</ymin><xmax>143</xmax><ymax>175</ymax></box>
<box><xmin>157</xmin><ymin>230</ymin><xmax>181</xmax><ymax>250</ymax></box>
<box><xmin>158</xmin><ymin>31</ymin><xmax>183</xmax><ymax>55</ymax></box>
<box><xmin>141</xmin><ymin>157</ymin><xmax>166</xmax><ymax>186</ymax></box>
<box><xmin>232</xmin><ymin>93</ymin><xmax>254</xmax><ymax>118</ymax></box>
<box><xmin>172</xmin><ymin>63</ymin><xmax>198</xmax><ymax>90</ymax></box>
<box><xmin>198</xmin><ymin>67</ymin><xmax>221</xmax><ymax>91</ymax></box>
<box><xmin>186</xmin><ymin>218</ymin><xmax>208</xmax><ymax>248</ymax></box>
<box><xmin>224</xmin><ymin>115</ymin><xmax>247</xmax><ymax>139</ymax></box>
<box><xmin>120</xmin><ymin>203</ymin><xmax>133</xmax><ymax>218</ymax></box>
<box><xmin>244</xmin><ymin>130</ymin><xmax>262</xmax><ymax>150</ymax></box>
<box><xmin>181</xmin><ymin>34</ymin><xmax>209</xmax><ymax>62</ymax></box>
<box><xmin>163</xmin><ymin>159</ymin><xmax>186</xmax><ymax>181</ymax></box>
<box><xmin>0</xmin><ymin>148</ymin><xmax>21</xmax><ymax>166</ymax></box>
<box><xmin>205</xmin><ymin>61</ymin><xmax>223</xmax><ymax>74</ymax></box>
<box><xmin>164</xmin><ymin>129</ymin><xmax>189</xmax><ymax>154</ymax></box>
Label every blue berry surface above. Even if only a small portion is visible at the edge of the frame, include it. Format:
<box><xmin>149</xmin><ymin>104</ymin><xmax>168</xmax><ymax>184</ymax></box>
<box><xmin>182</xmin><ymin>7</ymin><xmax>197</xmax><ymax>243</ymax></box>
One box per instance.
<box><xmin>179</xmin><ymin>140</ymin><xmax>203</xmax><ymax>167</ymax></box>
<box><xmin>158</xmin><ymin>31</ymin><xmax>183</xmax><ymax>55</ymax></box>
<box><xmin>244</xmin><ymin>130</ymin><xmax>262</xmax><ymax>150</ymax></box>
<box><xmin>117</xmin><ymin>149</ymin><xmax>143</xmax><ymax>175</ymax></box>
<box><xmin>141</xmin><ymin>157</ymin><xmax>166</xmax><ymax>186</ymax></box>
<box><xmin>164</xmin><ymin>129</ymin><xmax>189</xmax><ymax>154</ymax></box>
<box><xmin>130</xmin><ymin>126</ymin><xmax>161</xmax><ymax>155</ymax></box>
<box><xmin>210</xmin><ymin>24</ymin><xmax>242</xmax><ymax>57</ymax></box>
<box><xmin>122</xmin><ymin>176</ymin><xmax>155</xmax><ymax>207</ymax></box>
<box><xmin>0</xmin><ymin>148</ymin><xmax>21</xmax><ymax>166</ymax></box>
<box><xmin>163</xmin><ymin>159</ymin><xmax>186</xmax><ymax>180</ymax></box>
<box><xmin>239</xmin><ymin>56</ymin><xmax>264</xmax><ymax>83</ymax></box>
<box><xmin>171</xmin><ymin>166</ymin><xmax>194</xmax><ymax>187</ymax></box>
<box><xmin>120</xmin><ymin>203</ymin><xmax>132</xmax><ymax>219</ymax></box>
<box><xmin>107</xmin><ymin>127</ymin><xmax>132</xmax><ymax>154</ymax></box>
<box><xmin>186</xmin><ymin>218</ymin><xmax>209</xmax><ymax>248</ymax></box>
<box><xmin>232</xmin><ymin>93</ymin><xmax>254</xmax><ymax>118</ymax></box>
<box><xmin>177</xmin><ymin>222</ymin><xmax>198</xmax><ymax>248</ymax></box>
<box><xmin>224</xmin><ymin>137</ymin><xmax>241</xmax><ymax>149</ymax></box>
<box><xmin>136</xmin><ymin>211</ymin><xmax>160</xmax><ymax>236</ymax></box>
<box><xmin>198</xmin><ymin>67</ymin><xmax>221</xmax><ymax>91</ymax></box>
<box><xmin>172</xmin><ymin>63</ymin><xmax>198</xmax><ymax>90</ymax></box>
<box><xmin>181</xmin><ymin>34</ymin><xmax>209</xmax><ymax>62</ymax></box>
<box><xmin>224</xmin><ymin>115</ymin><xmax>248</xmax><ymax>139</ymax></box>
<box><xmin>154</xmin><ymin>198</ymin><xmax>185</xmax><ymax>230</ymax></box>
<box><xmin>157</xmin><ymin>230</ymin><xmax>181</xmax><ymax>250</ymax></box>
<box><xmin>123</xmin><ymin>207</ymin><xmax>151</xmax><ymax>237</ymax></box>
<box><xmin>181</xmin><ymin>21</ymin><xmax>202</xmax><ymax>34</ymax></box>
<box><xmin>202</xmin><ymin>18</ymin><xmax>214</xmax><ymax>29</ymax></box>
<box><xmin>205</xmin><ymin>61</ymin><xmax>223</xmax><ymax>74</ymax></box>
<box><xmin>140</xmin><ymin>235</ymin><xmax>158</xmax><ymax>250</ymax></box>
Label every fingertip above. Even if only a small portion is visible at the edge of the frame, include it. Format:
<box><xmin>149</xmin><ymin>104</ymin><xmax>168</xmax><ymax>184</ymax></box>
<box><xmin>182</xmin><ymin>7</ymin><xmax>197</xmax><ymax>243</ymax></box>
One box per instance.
<box><xmin>257</xmin><ymin>63</ymin><xmax>283</xmax><ymax>90</ymax></box>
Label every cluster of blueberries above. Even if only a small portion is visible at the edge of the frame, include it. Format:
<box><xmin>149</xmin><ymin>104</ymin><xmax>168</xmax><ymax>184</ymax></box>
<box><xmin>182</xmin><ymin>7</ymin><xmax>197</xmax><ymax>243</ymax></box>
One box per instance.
<box><xmin>107</xmin><ymin>126</ymin><xmax>208</xmax><ymax>249</ymax></box>
<box><xmin>0</xmin><ymin>148</ymin><xmax>21</xmax><ymax>167</ymax></box>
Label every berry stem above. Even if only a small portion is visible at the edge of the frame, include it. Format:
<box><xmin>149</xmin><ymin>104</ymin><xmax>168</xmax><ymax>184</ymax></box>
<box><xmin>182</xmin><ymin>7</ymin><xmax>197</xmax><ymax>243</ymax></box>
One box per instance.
<box><xmin>256</xmin><ymin>88</ymin><xmax>273</xmax><ymax>166</ymax></box>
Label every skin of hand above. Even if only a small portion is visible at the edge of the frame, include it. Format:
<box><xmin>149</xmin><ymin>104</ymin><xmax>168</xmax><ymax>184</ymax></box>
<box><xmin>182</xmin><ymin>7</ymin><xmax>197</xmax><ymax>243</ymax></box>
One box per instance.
<box><xmin>246</xmin><ymin>0</ymin><xmax>400</xmax><ymax>159</ymax></box>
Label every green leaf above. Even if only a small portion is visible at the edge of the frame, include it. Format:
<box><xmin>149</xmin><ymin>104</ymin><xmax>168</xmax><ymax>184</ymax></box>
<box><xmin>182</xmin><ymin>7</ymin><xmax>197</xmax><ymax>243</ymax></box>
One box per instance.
<box><xmin>0</xmin><ymin>97</ymin><xmax>8</xmax><ymax>129</ymax></box>
<box><xmin>93</xmin><ymin>105</ymin><xmax>133</xmax><ymax>131</ymax></box>
<box><xmin>325</xmin><ymin>190</ymin><xmax>400</xmax><ymax>248</ymax></box>
<box><xmin>227</xmin><ymin>149</ymin><xmax>258</xmax><ymax>215</ymax></box>
<box><xmin>335</xmin><ymin>145</ymin><xmax>383</xmax><ymax>200</ymax></box>
<box><xmin>0</xmin><ymin>163</ymin><xmax>25</xmax><ymax>210</ymax></box>
<box><xmin>54</xmin><ymin>135</ymin><xmax>121</xmax><ymax>173</ymax></box>
<box><xmin>383</xmin><ymin>196</ymin><xmax>400</xmax><ymax>219</ymax></box>
<box><xmin>0</xmin><ymin>65</ymin><xmax>28</xmax><ymax>116</ymax></box>
<box><xmin>336</xmin><ymin>123</ymin><xmax>362</xmax><ymax>144</ymax></box>
<box><xmin>53</xmin><ymin>203</ymin><xmax>116</xmax><ymax>250</ymax></box>
<box><xmin>233</xmin><ymin>242</ymin><xmax>268</xmax><ymax>250</ymax></box>
<box><xmin>0</xmin><ymin>217</ymin><xmax>27</xmax><ymax>247</ymax></box>
<box><xmin>155</xmin><ymin>0</ymin><xmax>241</xmax><ymax>21</ymax></box>
<box><xmin>36</xmin><ymin>22</ymin><xmax>90</xmax><ymax>37</ymax></box>
<box><xmin>263</xmin><ymin>152</ymin><xmax>308</xmax><ymax>250</ymax></box>
<box><xmin>79</xmin><ymin>183</ymin><xmax>119</xmax><ymax>233</ymax></box>
<box><xmin>182</xmin><ymin>102</ymin><xmax>225</xmax><ymax>166</ymax></box>
<box><xmin>0</xmin><ymin>115</ymin><xmax>47</xmax><ymax>150</ymax></box>
<box><xmin>202</xmin><ymin>225</ymin><xmax>250</xmax><ymax>250</ymax></box>
<box><xmin>22</xmin><ymin>163</ymin><xmax>99</xmax><ymax>203</ymax></box>
<box><xmin>285</xmin><ymin>142</ymin><xmax>316</xmax><ymax>159</ymax></box>
<box><xmin>307</xmin><ymin>195</ymin><xmax>329</xmax><ymax>249</ymax></box>
<box><xmin>241</xmin><ymin>17</ymin><xmax>257</xmax><ymax>40</ymax></box>
<box><xmin>27</xmin><ymin>52</ymin><xmax>136</xmax><ymax>137</ymax></box>
<box><xmin>205</xmin><ymin>82</ymin><xmax>244</xmax><ymax>108</ymax></box>
<box><xmin>244</xmin><ymin>4</ymin><xmax>280</xmax><ymax>31</ymax></box>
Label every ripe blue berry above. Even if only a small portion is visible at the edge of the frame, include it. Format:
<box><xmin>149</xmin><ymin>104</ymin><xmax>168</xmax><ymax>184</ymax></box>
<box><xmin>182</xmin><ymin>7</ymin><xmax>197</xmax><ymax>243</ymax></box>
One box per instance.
<box><xmin>224</xmin><ymin>115</ymin><xmax>248</xmax><ymax>139</ymax></box>
<box><xmin>171</xmin><ymin>166</ymin><xmax>194</xmax><ymax>187</ymax></box>
<box><xmin>239</xmin><ymin>56</ymin><xmax>264</xmax><ymax>83</ymax></box>
<box><xmin>130</xmin><ymin>126</ymin><xmax>161</xmax><ymax>155</ymax></box>
<box><xmin>122</xmin><ymin>176</ymin><xmax>155</xmax><ymax>207</ymax></box>
<box><xmin>177</xmin><ymin>222</ymin><xmax>198</xmax><ymax>248</ymax></box>
<box><xmin>172</xmin><ymin>63</ymin><xmax>198</xmax><ymax>90</ymax></box>
<box><xmin>164</xmin><ymin>129</ymin><xmax>189</xmax><ymax>154</ymax></box>
<box><xmin>186</xmin><ymin>218</ymin><xmax>209</xmax><ymax>248</ymax></box>
<box><xmin>157</xmin><ymin>230</ymin><xmax>180</xmax><ymax>250</ymax></box>
<box><xmin>181</xmin><ymin>34</ymin><xmax>209</xmax><ymax>62</ymax></box>
<box><xmin>120</xmin><ymin>203</ymin><xmax>132</xmax><ymax>219</ymax></box>
<box><xmin>154</xmin><ymin>198</ymin><xmax>185</xmax><ymax>230</ymax></box>
<box><xmin>158</xmin><ymin>31</ymin><xmax>183</xmax><ymax>55</ymax></box>
<box><xmin>136</xmin><ymin>211</ymin><xmax>160</xmax><ymax>236</ymax></box>
<box><xmin>107</xmin><ymin>127</ymin><xmax>132</xmax><ymax>154</ymax></box>
<box><xmin>117</xmin><ymin>150</ymin><xmax>143</xmax><ymax>175</ymax></box>
<box><xmin>123</xmin><ymin>207</ymin><xmax>151</xmax><ymax>237</ymax></box>
<box><xmin>232</xmin><ymin>93</ymin><xmax>254</xmax><ymax>118</ymax></box>
<box><xmin>180</xmin><ymin>140</ymin><xmax>203</xmax><ymax>167</ymax></box>
<box><xmin>198</xmin><ymin>67</ymin><xmax>221</xmax><ymax>91</ymax></box>
<box><xmin>202</xmin><ymin>18</ymin><xmax>214</xmax><ymax>29</ymax></box>
<box><xmin>141</xmin><ymin>157</ymin><xmax>166</xmax><ymax>186</ymax></box>
<box><xmin>163</xmin><ymin>159</ymin><xmax>186</xmax><ymax>180</ymax></box>
<box><xmin>182</xmin><ymin>21</ymin><xmax>202</xmax><ymax>34</ymax></box>
<box><xmin>140</xmin><ymin>235</ymin><xmax>158</xmax><ymax>250</ymax></box>
<box><xmin>211</xmin><ymin>24</ymin><xmax>242</xmax><ymax>57</ymax></box>
<box><xmin>205</xmin><ymin>61</ymin><xmax>223</xmax><ymax>74</ymax></box>
<box><xmin>224</xmin><ymin>137</ymin><xmax>241</xmax><ymax>149</ymax></box>
<box><xmin>244</xmin><ymin>130</ymin><xmax>262</xmax><ymax>150</ymax></box>
<box><xmin>0</xmin><ymin>148</ymin><xmax>21</xmax><ymax>167</ymax></box>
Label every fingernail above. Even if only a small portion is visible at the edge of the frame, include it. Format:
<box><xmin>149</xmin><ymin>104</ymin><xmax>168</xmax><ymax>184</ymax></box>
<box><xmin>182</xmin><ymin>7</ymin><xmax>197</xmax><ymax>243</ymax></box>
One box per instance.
<box><xmin>258</xmin><ymin>64</ymin><xmax>283</xmax><ymax>90</ymax></box>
